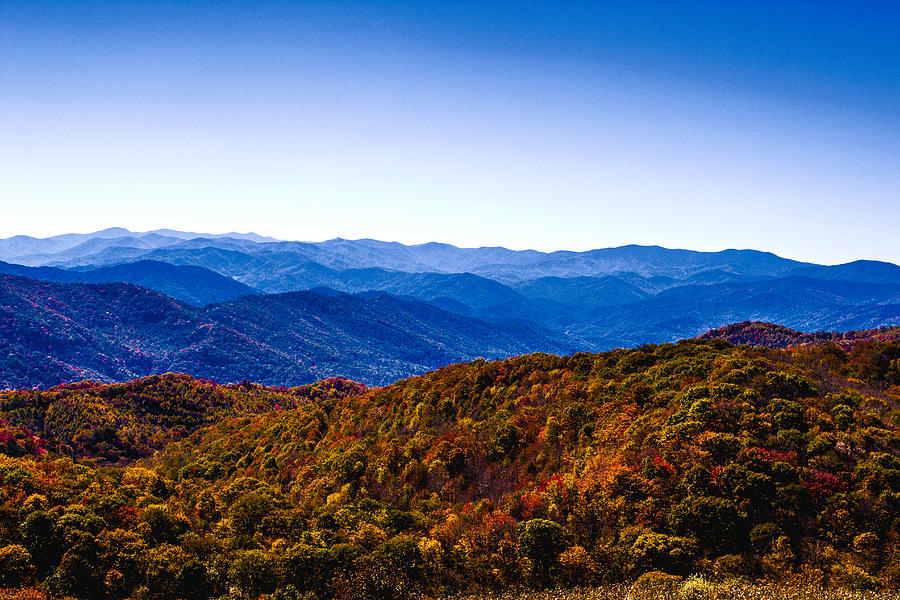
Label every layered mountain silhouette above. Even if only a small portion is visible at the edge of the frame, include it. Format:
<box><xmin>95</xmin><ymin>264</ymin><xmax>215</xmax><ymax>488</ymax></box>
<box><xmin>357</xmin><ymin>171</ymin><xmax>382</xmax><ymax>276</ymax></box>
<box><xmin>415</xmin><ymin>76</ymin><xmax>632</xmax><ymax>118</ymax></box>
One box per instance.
<box><xmin>2</xmin><ymin>228</ymin><xmax>900</xmax><ymax>388</ymax></box>
<box><xmin>0</xmin><ymin>274</ymin><xmax>575</xmax><ymax>389</ymax></box>
<box><xmin>0</xmin><ymin>259</ymin><xmax>258</xmax><ymax>305</ymax></box>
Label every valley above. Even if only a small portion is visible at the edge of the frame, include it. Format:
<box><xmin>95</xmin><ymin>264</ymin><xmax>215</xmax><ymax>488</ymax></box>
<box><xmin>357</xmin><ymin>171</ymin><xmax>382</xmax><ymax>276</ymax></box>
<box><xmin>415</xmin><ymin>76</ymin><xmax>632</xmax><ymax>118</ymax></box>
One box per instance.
<box><xmin>2</xmin><ymin>229</ymin><xmax>899</xmax><ymax>392</ymax></box>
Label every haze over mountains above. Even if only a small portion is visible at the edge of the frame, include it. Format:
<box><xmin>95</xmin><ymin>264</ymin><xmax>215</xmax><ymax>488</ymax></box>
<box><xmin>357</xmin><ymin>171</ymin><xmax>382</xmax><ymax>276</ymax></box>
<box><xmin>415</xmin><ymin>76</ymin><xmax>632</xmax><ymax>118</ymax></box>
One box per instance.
<box><xmin>1</xmin><ymin>228</ymin><xmax>900</xmax><ymax>388</ymax></box>
<box><xmin>0</xmin><ymin>259</ymin><xmax>258</xmax><ymax>305</ymax></box>
<box><xmin>0</xmin><ymin>274</ymin><xmax>573</xmax><ymax>389</ymax></box>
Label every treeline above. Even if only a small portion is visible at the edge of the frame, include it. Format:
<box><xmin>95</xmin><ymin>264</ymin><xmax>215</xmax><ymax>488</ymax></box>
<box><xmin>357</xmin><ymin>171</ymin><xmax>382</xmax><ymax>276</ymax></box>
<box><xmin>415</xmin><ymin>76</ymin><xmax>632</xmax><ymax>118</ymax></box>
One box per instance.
<box><xmin>0</xmin><ymin>374</ymin><xmax>365</xmax><ymax>464</ymax></box>
<box><xmin>698</xmin><ymin>321</ymin><xmax>900</xmax><ymax>350</ymax></box>
<box><xmin>1</xmin><ymin>339</ymin><xmax>900</xmax><ymax>599</ymax></box>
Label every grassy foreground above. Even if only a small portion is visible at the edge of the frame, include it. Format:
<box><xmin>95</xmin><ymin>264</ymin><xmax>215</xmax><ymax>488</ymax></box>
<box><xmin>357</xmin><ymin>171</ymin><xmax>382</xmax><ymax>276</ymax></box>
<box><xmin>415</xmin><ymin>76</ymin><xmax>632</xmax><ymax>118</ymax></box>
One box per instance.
<box><xmin>1</xmin><ymin>580</ymin><xmax>898</xmax><ymax>600</ymax></box>
<box><xmin>458</xmin><ymin>581</ymin><xmax>900</xmax><ymax>600</ymax></box>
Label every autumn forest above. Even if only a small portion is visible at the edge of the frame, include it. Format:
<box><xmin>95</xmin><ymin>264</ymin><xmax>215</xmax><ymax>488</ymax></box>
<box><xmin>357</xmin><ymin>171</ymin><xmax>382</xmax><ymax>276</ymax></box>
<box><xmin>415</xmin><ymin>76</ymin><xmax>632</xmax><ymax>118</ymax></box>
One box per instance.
<box><xmin>2</xmin><ymin>330</ymin><xmax>900</xmax><ymax>599</ymax></box>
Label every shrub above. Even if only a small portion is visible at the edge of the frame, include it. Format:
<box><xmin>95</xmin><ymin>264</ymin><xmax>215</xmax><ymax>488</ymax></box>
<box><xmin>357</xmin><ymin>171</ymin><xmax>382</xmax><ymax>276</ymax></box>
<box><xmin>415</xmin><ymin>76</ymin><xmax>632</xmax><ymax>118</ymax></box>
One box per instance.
<box><xmin>558</xmin><ymin>545</ymin><xmax>597</xmax><ymax>585</ymax></box>
<box><xmin>272</xmin><ymin>585</ymin><xmax>319</xmax><ymax>600</ymax></box>
<box><xmin>629</xmin><ymin>533</ymin><xmax>698</xmax><ymax>576</ymax></box>
<box><xmin>516</xmin><ymin>518</ymin><xmax>568</xmax><ymax>587</ymax></box>
<box><xmin>0</xmin><ymin>545</ymin><xmax>34</xmax><ymax>587</ymax></box>
<box><xmin>632</xmin><ymin>570</ymin><xmax>683</xmax><ymax>592</ymax></box>
<box><xmin>20</xmin><ymin>510</ymin><xmax>56</xmax><ymax>574</ymax></box>
<box><xmin>668</xmin><ymin>496</ymin><xmax>745</xmax><ymax>554</ymax></box>
<box><xmin>332</xmin><ymin>562</ymin><xmax>419</xmax><ymax>600</ymax></box>
<box><xmin>139</xmin><ymin>505</ymin><xmax>188</xmax><ymax>545</ymax></box>
<box><xmin>229</xmin><ymin>491</ymin><xmax>273</xmax><ymax>538</ymax></box>
<box><xmin>829</xmin><ymin>563</ymin><xmax>877</xmax><ymax>591</ymax></box>
<box><xmin>750</xmin><ymin>523</ymin><xmax>784</xmax><ymax>554</ymax></box>
<box><xmin>680</xmin><ymin>575</ymin><xmax>717</xmax><ymax>600</ymax></box>
<box><xmin>712</xmin><ymin>554</ymin><xmax>747</xmax><ymax>580</ymax></box>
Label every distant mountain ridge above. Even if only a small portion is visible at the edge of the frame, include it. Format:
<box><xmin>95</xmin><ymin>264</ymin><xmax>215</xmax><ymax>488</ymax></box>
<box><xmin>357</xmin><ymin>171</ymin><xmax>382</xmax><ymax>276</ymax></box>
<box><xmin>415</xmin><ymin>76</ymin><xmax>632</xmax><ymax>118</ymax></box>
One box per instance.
<box><xmin>0</xmin><ymin>259</ymin><xmax>258</xmax><ymax>305</ymax></box>
<box><xmin>0</xmin><ymin>274</ymin><xmax>576</xmax><ymax>389</ymax></box>
<box><xmin>697</xmin><ymin>320</ymin><xmax>900</xmax><ymax>349</ymax></box>
<box><xmin>0</xmin><ymin>229</ymin><xmax>809</xmax><ymax>278</ymax></box>
<box><xmin>0</xmin><ymin>228</ymin><xmax>277</xmax><ymax>266</ymax></box>
<box><xmin>0</xmin><ymin>227</ymin><xmax>277</xmax><ymax>263</ymax></box>
<box><xmin>2</xmin><ymin>228</ymin><xmax>899</xmax><ymax>351</ymax></box>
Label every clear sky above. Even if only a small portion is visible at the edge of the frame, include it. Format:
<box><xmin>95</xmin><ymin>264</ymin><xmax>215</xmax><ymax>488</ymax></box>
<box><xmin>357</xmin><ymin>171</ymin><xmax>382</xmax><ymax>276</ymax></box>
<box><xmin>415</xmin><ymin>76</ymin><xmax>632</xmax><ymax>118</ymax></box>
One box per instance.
<box><xmin>1</xmin><ymin>1</ymin><xmax>898</xmax><ymax>264</ymax></box>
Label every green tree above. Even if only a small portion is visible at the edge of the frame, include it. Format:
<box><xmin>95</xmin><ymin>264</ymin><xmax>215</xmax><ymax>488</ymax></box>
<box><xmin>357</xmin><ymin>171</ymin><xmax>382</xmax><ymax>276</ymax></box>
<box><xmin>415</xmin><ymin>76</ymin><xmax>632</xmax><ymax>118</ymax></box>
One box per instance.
<box><xmin>21</xmin><ymin>510</ymin><xmax>57</xmax><ymax>574</ymax></box>
<box><xmin>0</xmin><ymin>544</ymin><xmax>34</xmax><ymax>587</ymax></box>
<box><xmin>628</xmin><ymin>533</ymin><xmax>698</xmax><ymax>576</ymax></box>
<box><xmin>143</xmin><ymin>543</ymin><xmax>190</xmax><ymax>600</ymax></box>
<box><xmin>177</xmin><ymin>559</ymin><xmax>213</xmax><ymax>600</ymax></box>
<box><xmin>516</xmin><ymin>518</ymin><xmax>568</xmax><ymax>587</ymax></box>
<box><xmin>229</xmin><ymin>549</ymin><xmax>277</xmax><ymax>597</ymax></box>
<box><xmin>229</xmin><ymin>491</ymin><xmax>274</xmax><ymax>538</ymax></box>
<box><xmin>139</xmin><ymin>505</ymin><xmax>188</xmax><ymax>545</ymax></box>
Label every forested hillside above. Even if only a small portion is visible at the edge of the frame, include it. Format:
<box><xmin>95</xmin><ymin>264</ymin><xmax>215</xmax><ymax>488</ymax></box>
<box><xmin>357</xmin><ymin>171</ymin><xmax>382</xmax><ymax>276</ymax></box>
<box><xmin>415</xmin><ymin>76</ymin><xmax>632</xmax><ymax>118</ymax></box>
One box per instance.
<box><xmin>0</xmin><ymin>374</ymin><xmax>364</xmax><ymax>464</ymax></box>
<box><xmin>0</xmin><ymin>259</ymin><xmax>260</xmax><ymax>306</ymax></box>
<box><xmin>698</xmin><ymin>321</ymin><xmax>900</xmax><ymax>349</ymax></box>
<box><xmin>1</xmin><ymin>338</ymin><xmax>900</xmax><ymax>598</ymax></box>
<box><xmin>0</xmin><ymin>275</ymin><xmax>574</xmax><ymax>389</ymax></box>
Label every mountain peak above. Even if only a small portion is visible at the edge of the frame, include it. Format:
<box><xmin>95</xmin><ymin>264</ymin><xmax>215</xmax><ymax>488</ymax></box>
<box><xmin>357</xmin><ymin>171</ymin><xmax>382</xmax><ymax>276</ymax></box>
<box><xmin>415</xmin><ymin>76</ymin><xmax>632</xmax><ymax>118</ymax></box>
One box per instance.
<box><xmin>92</xmin><ymin>227</ymin><xmax>133</xmax><ymax>237</ymax></box>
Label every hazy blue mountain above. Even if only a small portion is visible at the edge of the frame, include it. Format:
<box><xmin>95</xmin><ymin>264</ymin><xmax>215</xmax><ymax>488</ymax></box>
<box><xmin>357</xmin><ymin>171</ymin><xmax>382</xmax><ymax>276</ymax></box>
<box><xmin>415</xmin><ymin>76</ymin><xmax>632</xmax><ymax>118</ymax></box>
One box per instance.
<box><xmin>282</xmin><ymin>240</ymin><xmax>806</xmax><ymax>281</ymax></box>
<box><xmin>290</xmin><ymin>238</ymin><xmax>545</xmax><ymax>273</ymax></box>
<box><xmin>465</xmin><ymin>246</ymin><xmax>808</xmax><ymax>283</ymax></box>
<box><xmin>28</xmin><ymin>234</ymin><xmax>186</xmax><ymax>265</ymax></box>
<box><xmin>255</xmin><ymin>268</ymin><xmax>527</xmax><ymax>313</ymax></box>
<box><xmin>0</xmin><ymin>227</ymin><xmax>134</xmax><ymax>262</ymax></box>
<box><xmin>145</xmin><ymin>229</ymin><xmax>280</xmax><ymax>243</ymax></box>
<box><xmin>0</xmin><ymin>275</ymin><xmax>577</xmax><ymax>389</ymax></box>
<box><xmin>128</xmin><ymin>254</ymin><xmax>580</xmax><ymax>328</ymax></box>
<box><xmin>78</xmin><ymin>261</ymin><xmax>259</xmax><ymax>305</ymax></box>
<box><xmin>786</xmin><ymin>260</ymin><xmax>900</xmax><ymax>285</ymax></box>
<box><xmin>0</xmin><ymin>261</ymin><xmax>76</xmax><ymax>282</ymax></box>
<box><xmin>70</xmin><ymin>247</ymin><xmax>538</xmax><ymax>321</ymax></box>
<box><xmin>566</xmin><ymin>277</ymin><xmax>900</xmax><ymax>349</ymax></box>
<box><xmin>2</xmin><ymin>229</ymin><xmax>809</xmax><ymax>283</ymax></box>
<box><xmin>4</xmin><ymin>228</ymin><xmax>900</xmax><ymax>354</ymax></box>
<box><xmin>248</xmin><ymin>241</ymin><xmax>807</xmax><ymax>283</ymax></box>
<box><xmin>0</xmin><ymin>228</ymin><xmax>276</xmax><ymax>266</ymax></box>
<box><xmin>0</xmin><ymin>260</ymin><xmax>258</xmax><ymax>305</ymax></box>
<box><xmin>512</xmin><ymin>275</ymin><xmax>649</xmax><ymax>308</ymax></box>
<box><xmin>34</xmin><ymin>238</ymin><xmax>810</xmax><ymax>300</ymax></box>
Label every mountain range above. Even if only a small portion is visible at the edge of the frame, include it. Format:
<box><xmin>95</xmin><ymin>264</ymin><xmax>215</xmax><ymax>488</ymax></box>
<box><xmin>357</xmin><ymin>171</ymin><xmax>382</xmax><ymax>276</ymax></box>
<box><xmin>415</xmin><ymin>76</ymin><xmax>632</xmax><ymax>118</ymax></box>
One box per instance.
<box><xmin>1</xmin><ymin>228</ymin><xmax>900</xmax><ymax>388</ymax></box>
<box><xmin>0</xmin><ymin>259</ymin><xmax>258</xmax><ymax>305</ymax></box>
<box><xmin>0</xmin><ymin>274</ymin><xmax>573</xmax><ymax>389</ymax></box>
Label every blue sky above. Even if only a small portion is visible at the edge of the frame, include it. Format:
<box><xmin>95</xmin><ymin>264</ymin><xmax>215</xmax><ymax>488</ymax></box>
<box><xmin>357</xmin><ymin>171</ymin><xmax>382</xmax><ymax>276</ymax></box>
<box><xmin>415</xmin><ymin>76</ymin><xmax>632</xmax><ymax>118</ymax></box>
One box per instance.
<box><xmin>1</xmin><ymin>1</ymin><xmax>898</xmax><ymax>264</ymax></box>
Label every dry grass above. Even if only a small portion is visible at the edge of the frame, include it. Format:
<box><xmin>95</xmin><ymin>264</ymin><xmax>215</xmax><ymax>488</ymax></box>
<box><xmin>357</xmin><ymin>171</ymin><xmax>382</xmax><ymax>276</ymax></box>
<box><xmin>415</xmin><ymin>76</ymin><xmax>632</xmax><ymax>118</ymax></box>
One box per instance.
<box><xmin>456</xmin><ymin>581</ymin><xmax>900</xmax><ymax>600</ymax></box>
<box><xmin>0</xmin><ymin>589</ymin><xmax>78</xmax><ymax>600</ymax></box>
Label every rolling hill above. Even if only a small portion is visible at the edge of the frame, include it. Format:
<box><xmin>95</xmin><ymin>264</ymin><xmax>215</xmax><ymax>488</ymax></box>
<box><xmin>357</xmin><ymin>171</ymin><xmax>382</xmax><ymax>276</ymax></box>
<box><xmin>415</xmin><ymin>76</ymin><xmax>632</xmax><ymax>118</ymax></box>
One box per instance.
<box><xmin>0</xmin><ymin>259</ymin><xmax>259</xmax><ymax>305</ymax></box>
<box><xmin>1</xmin><ymin>337</ymin><xmax>899</xmax><ymax>598</ymax></box>
<box><xmin>0</xmin><ymin>373</ymin><xmax>364</xmax><ymax>463</ymax></box>
<box><xmin>565</xmin><ymin>277</ymin><xmax>900</xmax><ymax>348</ymax></box>
<box><xmin>0</xmin><ymin>274</ymin><xmax>576</xmax><ymax>389</ymax></box>
<box><xmin>3</xmin><ymin>229</ymin><xmax>900</xmax><ymax>352</ymax></box>
<box><xmin>0</xmin><ymin>229</ymin><xmax>809</xmax><ymax>282</ymax></box>
<box><xmin>787</xmin><ymin>260</ymin><xmax>900</xmax><ymax>285</ymax></box>
<box><xmin>697</xmin><ymin>321</ymin><xmax>900</xmax><ymax>349</ymax></box>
